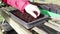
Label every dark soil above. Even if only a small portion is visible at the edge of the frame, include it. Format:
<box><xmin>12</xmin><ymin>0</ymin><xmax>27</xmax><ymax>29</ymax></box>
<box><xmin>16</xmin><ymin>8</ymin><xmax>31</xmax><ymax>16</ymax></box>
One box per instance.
<box><xmin>10</xmin><ymin>10</ymin><xmax>44</xmax><ymax>23</ymax></box>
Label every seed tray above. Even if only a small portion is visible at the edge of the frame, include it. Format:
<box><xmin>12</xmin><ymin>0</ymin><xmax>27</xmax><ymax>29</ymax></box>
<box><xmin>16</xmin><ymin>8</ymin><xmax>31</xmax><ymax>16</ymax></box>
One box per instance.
<box><xmin>9</xmin><ymin>10</ymin><xmax>48</xmax><ymax>29</ymax></box>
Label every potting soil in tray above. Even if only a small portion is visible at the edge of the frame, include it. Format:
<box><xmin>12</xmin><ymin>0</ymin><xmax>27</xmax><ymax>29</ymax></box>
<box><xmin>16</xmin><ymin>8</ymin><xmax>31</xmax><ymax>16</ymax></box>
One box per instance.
<box><xmin>10</xmin><ymin>10</ymin><xmax>44</xmax><ymax>23</ymax></box>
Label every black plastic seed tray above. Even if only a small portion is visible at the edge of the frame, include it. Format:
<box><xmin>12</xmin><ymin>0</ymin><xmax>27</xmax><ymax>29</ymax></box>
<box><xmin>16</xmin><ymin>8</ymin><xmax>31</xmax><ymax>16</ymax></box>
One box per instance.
<box><xmin>39</xmin><ymin>5</ymin><xmax>50</xmax><ymax>11</ymax></box>
<box><xmin>38</xmin><ymin>4</ymin><xmax>60</xmax><ymax>14</ymax></box>
<box><xmin>9</xmin><ymin>10</ymin><xmax>48</xmax><ymax>29</ymax></box>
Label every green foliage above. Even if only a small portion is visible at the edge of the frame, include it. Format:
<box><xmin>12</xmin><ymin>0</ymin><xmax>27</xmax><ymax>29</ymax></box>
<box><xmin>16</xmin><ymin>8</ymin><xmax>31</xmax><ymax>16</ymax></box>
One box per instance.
<box><xmin>0</xmin><ymin>12</ymin><xmax>3</xmax><ymax>22</ymax></box>
<box><xmin>0</xmin><ymin>1</ymin><xmax>5</xmax><ymax>22</ymax></box>
<box><xmin>0</xmin><ymin>1</ymin><xmax>5</xmax><ymax>7</ymax></box>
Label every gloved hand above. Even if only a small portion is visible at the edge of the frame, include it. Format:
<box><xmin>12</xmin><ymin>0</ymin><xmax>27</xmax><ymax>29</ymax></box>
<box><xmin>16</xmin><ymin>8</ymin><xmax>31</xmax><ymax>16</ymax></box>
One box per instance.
<box><xmin>25</xmin><ymin>4</ymin><xmax>40</xmax><ymax>18</ymax></box>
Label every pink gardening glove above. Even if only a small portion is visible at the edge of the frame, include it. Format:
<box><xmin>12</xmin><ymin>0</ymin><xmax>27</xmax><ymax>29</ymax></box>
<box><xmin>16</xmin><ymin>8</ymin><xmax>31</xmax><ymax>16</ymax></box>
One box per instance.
<box><xmin>2</xmin><ymin>0</ymin><xmax>29</xmax><ymax>13</ymax></box>
<box><xmin>2</xmin><ymin>0</ymin><xmax>40</xmax><ymax>18</ymax></box>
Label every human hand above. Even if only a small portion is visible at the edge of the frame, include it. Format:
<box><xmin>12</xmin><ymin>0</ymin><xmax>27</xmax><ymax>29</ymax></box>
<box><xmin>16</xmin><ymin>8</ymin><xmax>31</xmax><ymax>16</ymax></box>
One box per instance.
<box><xmin>25</xmin><ymin>4</ymin><xmax>40</xmax><ymax>18</ymax></box>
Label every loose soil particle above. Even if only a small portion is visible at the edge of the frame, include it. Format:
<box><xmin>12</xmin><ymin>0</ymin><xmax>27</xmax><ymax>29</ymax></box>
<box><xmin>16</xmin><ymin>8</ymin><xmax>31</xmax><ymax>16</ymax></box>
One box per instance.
<box><xmin>10</xmin><ymin>10</ymin><xmax>44</xmax><ymax>23</ymax></box>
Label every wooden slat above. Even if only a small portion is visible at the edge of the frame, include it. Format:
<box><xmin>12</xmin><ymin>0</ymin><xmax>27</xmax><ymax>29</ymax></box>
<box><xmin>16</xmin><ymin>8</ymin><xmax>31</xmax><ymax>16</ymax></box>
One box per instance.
<box><xmin>48</xmin><ymin>20</ymin><xmax>60</xmax><ymax>27</ymax></box>
<box><xmin>33</xmin><ymin>0</ymin><xmax>60</xmax><ymax>5</ymax></box>
<box><xmin>32</xmin><ymin>27</ymin><xmax>48</xmax><ymax>34</ymax></box>
<box><xmin>7</xmin><ymin>18</ymin><xmax>32</xmax><ymax>34</ymax></box>
<box><xmin>51</xmin><ymin>18</ymin><xmax>60</xmax><ymax>21</ymax></box>
<box><xmin>0</xmin><ymin>29</ymin><xmax>3</xmax><ymax>34</ymax></box>
<box><xmin>44</xmin><ymin>22</ymin><xmax>60</xmax><ymax>32</ymax></box>
<box><xmin>0</xmin><ymin>26</ymin><xmax>3</xmax><ymax>34</ymax></box>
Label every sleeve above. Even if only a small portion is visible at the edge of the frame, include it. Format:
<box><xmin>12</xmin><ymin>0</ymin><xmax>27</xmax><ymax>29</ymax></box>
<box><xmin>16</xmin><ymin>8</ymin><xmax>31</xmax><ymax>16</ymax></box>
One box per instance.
<box><xmin>2</xmin><ymin>0</ymin><xmax>30</xmax><ymax>13</ymax></box>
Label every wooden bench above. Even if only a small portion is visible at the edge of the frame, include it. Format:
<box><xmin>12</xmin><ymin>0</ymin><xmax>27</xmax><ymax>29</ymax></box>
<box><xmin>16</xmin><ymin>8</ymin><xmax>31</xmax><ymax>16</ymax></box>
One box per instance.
<box><xmin>1</xmin><ymin>7</ymin><xmax>60</xmax><ymax>34</ymax></box>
